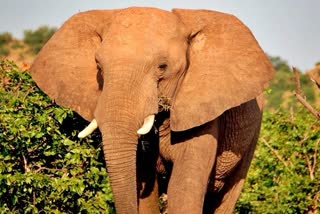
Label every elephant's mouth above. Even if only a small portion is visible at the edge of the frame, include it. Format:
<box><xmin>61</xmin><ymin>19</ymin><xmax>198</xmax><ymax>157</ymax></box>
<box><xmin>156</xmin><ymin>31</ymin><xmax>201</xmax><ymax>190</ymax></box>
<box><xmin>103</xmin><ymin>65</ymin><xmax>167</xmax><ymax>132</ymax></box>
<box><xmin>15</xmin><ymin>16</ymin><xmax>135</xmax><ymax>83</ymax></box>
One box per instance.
<box><xmin>158</xmin><ymin>95</ymin><xmax>171</xmax><ymax>112</ymax></box>
<box><xmin>78</xmin><ymin>95</ymin><xmax>172</xmax><ymax>138</ymax></box>
<box><xmin>137</xmin><ymin>95</ymin><xmax>172</xmax><ymax>134</ymax></box>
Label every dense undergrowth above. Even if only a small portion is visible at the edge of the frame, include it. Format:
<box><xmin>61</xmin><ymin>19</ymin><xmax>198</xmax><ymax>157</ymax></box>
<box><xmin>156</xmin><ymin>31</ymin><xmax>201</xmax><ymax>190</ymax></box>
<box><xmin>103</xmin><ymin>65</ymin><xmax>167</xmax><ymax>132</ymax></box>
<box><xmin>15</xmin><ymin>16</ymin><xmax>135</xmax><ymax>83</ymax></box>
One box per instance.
<box><xmin>0</xmin><ymin>60</ymin><xmax>114</xmax><ymax>213</ymax></box>
<box><xmin>236</xmin><ymin>109</ymin><xmax>319</xmax><ymax>213</ymax></box>
<box><xmin>0</xmin><ymin>60</ymin><xmax>319</xmax><ymax>213</ymax></box>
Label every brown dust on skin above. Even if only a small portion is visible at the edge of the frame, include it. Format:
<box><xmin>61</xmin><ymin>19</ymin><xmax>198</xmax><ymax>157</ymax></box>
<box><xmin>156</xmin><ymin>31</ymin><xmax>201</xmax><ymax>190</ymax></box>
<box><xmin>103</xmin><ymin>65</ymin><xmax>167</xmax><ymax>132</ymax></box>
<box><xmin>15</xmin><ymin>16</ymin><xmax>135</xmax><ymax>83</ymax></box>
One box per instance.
<box><xmin>29</xmin><ymin>7</ymin><xmax>275</xmax><ymax>214</ymax></box>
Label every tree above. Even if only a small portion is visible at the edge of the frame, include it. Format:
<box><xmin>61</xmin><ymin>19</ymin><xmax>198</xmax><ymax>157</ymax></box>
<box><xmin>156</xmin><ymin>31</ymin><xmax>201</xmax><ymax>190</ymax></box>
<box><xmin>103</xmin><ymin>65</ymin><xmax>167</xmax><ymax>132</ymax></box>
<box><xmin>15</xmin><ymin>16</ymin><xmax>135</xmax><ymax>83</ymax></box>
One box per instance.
<box><xmin>0</xmin><ymin>32</ymin><xmax>13</xmax><ymax>46</ymax></box>
<box><xmin>23</xmin><ymin>26</ymin><xmax>56</xmax><ymax>54</ymax></box>
<box><xmin>265</xmin><ymin>56</ymin><xmax>316</xmax><ymax>111</ymax></box>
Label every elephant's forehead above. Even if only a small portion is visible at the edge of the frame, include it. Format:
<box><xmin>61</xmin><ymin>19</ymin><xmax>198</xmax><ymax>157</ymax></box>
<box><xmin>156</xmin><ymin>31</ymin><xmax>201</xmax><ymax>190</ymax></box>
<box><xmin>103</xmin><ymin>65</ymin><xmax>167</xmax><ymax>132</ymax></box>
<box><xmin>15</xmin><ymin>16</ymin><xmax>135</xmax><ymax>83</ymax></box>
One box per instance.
<box><xmin>110</xmin><ymin>7</ymin><xmax>182</xmax><ymax>36</ymax></box>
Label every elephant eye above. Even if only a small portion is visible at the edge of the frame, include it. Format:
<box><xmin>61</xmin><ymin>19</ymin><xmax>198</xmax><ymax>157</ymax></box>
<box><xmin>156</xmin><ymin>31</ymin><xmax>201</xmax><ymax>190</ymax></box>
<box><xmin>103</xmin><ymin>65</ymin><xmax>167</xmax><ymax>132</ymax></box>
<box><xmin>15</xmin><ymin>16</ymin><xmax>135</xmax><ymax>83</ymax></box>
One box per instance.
<box><xmin>158</xmin><ymin>64</ymin><xmax>167</xmax><ymax>71</ymax></box>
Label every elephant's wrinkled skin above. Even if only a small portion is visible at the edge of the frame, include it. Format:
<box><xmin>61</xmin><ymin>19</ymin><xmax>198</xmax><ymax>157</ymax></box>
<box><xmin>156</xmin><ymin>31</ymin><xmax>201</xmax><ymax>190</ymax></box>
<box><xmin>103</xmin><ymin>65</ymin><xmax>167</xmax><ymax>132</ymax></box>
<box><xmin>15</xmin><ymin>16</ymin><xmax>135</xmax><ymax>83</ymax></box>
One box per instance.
<box><xmin>30</xmin><ymin>7</ymin><xmax>274</xmax><ymax>214</ymax></box>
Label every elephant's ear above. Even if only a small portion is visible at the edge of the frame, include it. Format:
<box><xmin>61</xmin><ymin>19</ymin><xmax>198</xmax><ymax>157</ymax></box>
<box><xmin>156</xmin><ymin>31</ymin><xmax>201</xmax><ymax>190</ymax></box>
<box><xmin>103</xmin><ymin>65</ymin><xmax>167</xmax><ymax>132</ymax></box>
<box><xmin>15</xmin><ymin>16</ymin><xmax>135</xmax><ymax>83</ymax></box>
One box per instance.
<box><xmin>30</xmin><ymin>10</ymin><xmax>115</xmax><ymax>121</ymax></box>
<box><xmin>170</xmin><ymin>9</ymin><xmax>274</xmax><ymax>131</ymax></box>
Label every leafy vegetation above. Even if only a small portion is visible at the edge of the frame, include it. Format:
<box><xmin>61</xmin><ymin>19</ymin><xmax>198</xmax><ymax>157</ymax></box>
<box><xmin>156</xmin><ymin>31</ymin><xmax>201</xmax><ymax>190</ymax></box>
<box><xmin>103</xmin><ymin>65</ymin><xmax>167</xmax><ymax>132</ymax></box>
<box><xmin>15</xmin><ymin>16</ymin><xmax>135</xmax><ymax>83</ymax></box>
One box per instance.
<box><xmin>265</xmin><ymin>56</ymin><xmax>317</xmax><ymax>111</ymax></box>
<box><xmin>0</xmin><ymin>60</ymin><xmax>114</xmax><ymax>213</ymax></box>
<box><xmin>0</xmin><ymin>47</ymin><xmax>10</xmax><ymax>57</ymax></box>
<box><xmin>0</xmin><ymin>32</ymin><xmax>13</xmax><ymax>46</ymax></box>
<box><xmin>23</xmin><ymin>26</ymin><xmax>56</xmax><ymax>54</ymax></box>
<box><xmin>0</xmin><ymin>52</ymin><xmax>319</xmax><ymax>212</ymax></box>
<box><xmin>236</xmin><ymin>109</ymin><xmax>319</xmax><ymax>213</ymax></box>
<box><xmin>0</xmin><ymin>33</ymin><xmax>13</xmax><ymax>57</ymax></box>
<box><xmin>10</xmin><ymin>41</ymin><xmax>24</xmax><ymax>50</ymax></box>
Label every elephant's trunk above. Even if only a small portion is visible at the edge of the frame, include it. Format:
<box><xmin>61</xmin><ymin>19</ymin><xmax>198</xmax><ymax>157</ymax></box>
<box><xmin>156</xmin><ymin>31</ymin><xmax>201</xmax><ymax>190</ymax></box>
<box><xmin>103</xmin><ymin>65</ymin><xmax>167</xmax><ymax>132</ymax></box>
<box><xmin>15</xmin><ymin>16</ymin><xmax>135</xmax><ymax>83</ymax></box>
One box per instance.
<box><xmin>95</xmin><ymin>65</ymin><xmax>158</xmax><ymax>214</ymax></box>
<box><xmin>102</xmin><ymin>126</ymin><xmax>138</xmax><ymax>214</ymax></box>
<box><xmin>99</xmin><ymin>99</ymin><xmax>141</xmax><ymax>213</ymax></box>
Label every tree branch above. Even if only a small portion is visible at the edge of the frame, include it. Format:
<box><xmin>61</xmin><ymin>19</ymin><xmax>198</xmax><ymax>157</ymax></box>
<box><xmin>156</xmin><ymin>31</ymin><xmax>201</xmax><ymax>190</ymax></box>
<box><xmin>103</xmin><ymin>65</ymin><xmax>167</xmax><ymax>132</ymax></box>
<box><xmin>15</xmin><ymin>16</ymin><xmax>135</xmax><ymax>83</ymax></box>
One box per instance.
<box><xmin>312</xmin><ymin>139</ymin><xmax>319</xmax><ymax>180</ymax></box>
<box><xmin>304</xmin><ymin>154</ymin><xmax>314</xmax><ymax>180</ymax></box>
<box><xmin>27</xmin><ymin>139</ymin><xmax>47</xmax><ymax>154</ymax></box>
<box><xmin>21</xmin><ymin>152</ymin><xmax>30</xmax><ymax>173</ymax></box>
<box><xmin>310</xmin><ymin>78</ymin><xmax>320</xmax><ymax>89</ymax></box>
<box><xmin>260</xmin><ymin>138</ymin><xmax>293</xmax><ymax>173</ymax></box>
<box><xmin>293</xmin><ymin>67</ymin><xmax>320</xmax><ymax>120</ymax></box>
<box><xmin>34</xmin><ymin>164</ymin><xmax>68</xmax><ymax>175</ymax></box>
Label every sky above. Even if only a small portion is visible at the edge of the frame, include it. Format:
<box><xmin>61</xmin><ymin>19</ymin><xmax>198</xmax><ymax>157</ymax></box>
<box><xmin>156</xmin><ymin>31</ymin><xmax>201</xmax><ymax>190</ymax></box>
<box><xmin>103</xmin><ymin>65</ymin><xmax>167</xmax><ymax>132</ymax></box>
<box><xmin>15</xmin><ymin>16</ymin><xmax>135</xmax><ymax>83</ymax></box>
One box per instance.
<box><xmin>1</xmin><ymin>0</ymin><xmax>320</xmax><ymax>71</ymax></box>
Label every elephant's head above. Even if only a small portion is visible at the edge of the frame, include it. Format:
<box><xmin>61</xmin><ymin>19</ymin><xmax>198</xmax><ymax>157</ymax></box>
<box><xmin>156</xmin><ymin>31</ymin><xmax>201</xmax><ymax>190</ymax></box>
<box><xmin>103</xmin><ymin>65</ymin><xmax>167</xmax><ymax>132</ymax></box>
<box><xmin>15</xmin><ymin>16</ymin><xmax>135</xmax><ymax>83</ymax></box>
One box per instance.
<box><xmin>30</xmin><ymin>7</ymin><xmax>273</xmax><ymax>213</ymax></box>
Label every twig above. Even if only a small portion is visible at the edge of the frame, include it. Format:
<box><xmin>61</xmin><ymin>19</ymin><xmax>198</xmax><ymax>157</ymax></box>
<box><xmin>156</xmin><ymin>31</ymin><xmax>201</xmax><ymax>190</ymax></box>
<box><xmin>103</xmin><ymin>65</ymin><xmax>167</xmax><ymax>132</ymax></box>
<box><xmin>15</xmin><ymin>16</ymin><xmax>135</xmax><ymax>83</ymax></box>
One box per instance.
<box><xmin>312</xmin><ymin>191</ymin><xmax>319</xmax><ymax>214</ymax></box>
<box><xmin>304</xmin><ymin>154</ymin><xmax>314</xmax><ymax>180</ymax></box>
<box><xmin>158</xmin><ymin>95</ymin><xmax>171</xmax><ymax>112</ymax></box>
<box><xmin>260</xmin><ymin>138</ymin><xmax>293</xmax><ymax>173</ymax></box>
<box><xmin>22</xmin><ymin>86</ymin><xmax>35</xmax><ymax>102</ymax></box>
<box><xmin>33</xmin><ymin>191</ymin><xmax>36</xmax><ymax>208</ymax></box>
<box><xmin>293</xmin><ymin>66</ymin><xmax>320</xmax><ymax>120</ymax></box>
<box><xmin>312</xmin><ymin>139</ymin><xmax>319</xmax><ymax>180</ymax></box>
<box><xmin>21</xmin><ymin>153</ymin><xmax>30</xmax><ymax>173</ymax></box>
<box><xmin>34</xmin><ymin>164</ymin><xmax>68</xmax><ymax>174</ymax></box>
<box><xmin>27</xmin><ymin>139</ymin><xmax>47</xmax><ymax>154</ymax></box>
<box><xmin>310</xmin><ymin>78</ymin><xmax>320</xmax><ymax>89</ymax></box>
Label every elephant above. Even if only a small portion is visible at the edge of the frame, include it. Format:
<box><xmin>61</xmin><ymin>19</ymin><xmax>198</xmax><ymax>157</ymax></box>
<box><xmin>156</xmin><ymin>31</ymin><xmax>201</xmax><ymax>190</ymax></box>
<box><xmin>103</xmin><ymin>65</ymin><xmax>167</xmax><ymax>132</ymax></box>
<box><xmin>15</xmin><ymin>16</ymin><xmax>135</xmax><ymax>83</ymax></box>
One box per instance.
<box><xmin>30</xmin><ymin>7</ymin><xmax>274</xmax><ymax>214</ymax></box>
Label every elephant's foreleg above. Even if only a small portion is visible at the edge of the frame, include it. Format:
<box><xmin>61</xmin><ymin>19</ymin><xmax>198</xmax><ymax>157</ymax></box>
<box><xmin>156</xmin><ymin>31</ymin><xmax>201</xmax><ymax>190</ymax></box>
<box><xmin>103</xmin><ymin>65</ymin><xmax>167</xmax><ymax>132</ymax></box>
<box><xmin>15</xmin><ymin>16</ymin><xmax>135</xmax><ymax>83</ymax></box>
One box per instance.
<box><xmin>138</xmin><ymin>178</ymin><xmax>159</xmax><ymax>214</ymax></box>
<box><xmin>136</xmin><ymin>136</ymin><xmax>160</xmax><ymax>213</ymax></box>
<box><xmin>204</xmin><ymin>97</ymin><xmax>263</xmax><ymax>213</ymax></box>
<box><xmin>167</xmin><ymin>120</ymin><xmax>218</xmax><ymax>214</ymax></box>
<box><xmin>210</xmin><ymin>131</ymin><xmax>259</xmax><ymax>214</ymax></box>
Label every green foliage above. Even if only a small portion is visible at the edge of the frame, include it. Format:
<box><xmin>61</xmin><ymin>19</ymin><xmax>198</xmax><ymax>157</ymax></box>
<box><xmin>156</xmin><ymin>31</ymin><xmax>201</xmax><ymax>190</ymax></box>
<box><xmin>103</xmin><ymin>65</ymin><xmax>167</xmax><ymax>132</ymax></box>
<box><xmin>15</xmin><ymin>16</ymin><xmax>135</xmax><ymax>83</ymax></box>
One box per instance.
<box><xmin>0</xmin><ymin>32</ymin><xmax>13</xmax><ymax>46</ymax></box>
<box><xmin>268</xmin><ymin>55</ymin><xmax>291</xmax><ymax>73</ymax></box>
<box><xmin>0</xmin><ymin>60</ymin><xmax>114</xmax><ymax>213</ymax></box>
<box><xmin>265</xmin><ymin>56</ymin><xmax>315</xmax><ymax>111</ymax></box>
<box><xmin>0</xmin><ymin>47</ymin><xmax>10</xmax><ymax>57</ymax></box>
<box><xmin>236</xmin><ymin>109</ymin><xmax>320</xmax><ymax>213</ymax></box>
<box><xmin>11</xmin><ymin>41</ymin><xmax>24</xmax><ymax>50</ymax></box>
<box><xmin>1</xmin><ymin>58</ymin><xmax>319</xmax><ymax>213</ymax></box>
<box><xmin>23</xmin><ymin>26</ymin><xmax>56</xmax><ymax>54</ymax></box>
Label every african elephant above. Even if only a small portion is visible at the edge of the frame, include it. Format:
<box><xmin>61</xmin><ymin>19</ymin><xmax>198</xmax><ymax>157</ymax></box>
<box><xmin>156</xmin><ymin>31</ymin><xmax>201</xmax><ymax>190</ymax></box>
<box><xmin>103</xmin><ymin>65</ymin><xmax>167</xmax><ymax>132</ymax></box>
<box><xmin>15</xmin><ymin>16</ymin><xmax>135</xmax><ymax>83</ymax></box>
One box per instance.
<box><xmin>30</xmin><ymin>7</ymin><xmax>274</xmax><ymax>214</ymax></box>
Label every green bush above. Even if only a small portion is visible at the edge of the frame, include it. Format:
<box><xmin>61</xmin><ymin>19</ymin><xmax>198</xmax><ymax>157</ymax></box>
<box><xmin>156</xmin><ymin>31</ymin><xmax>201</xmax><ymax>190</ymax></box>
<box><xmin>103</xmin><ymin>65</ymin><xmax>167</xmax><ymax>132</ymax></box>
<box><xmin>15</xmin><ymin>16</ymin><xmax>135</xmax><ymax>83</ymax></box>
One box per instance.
<box><xmin>0</xmin><ymin>60</ymin><xmax>114</xmax><ymax>213</ymax></box>
<box><xmin>0</xmin><ymin>32</ymin><xmax>13</xmax><ymax>46</ymax></box>
<box><xmin>1</xmin><ymin>60</ymin><xmax>319</xmax><ymax>213</ymax></box>
<box><xmin>11</xmin><ymin>41</ymin><xmax>24</xmax><ymax>50</ymax></box>
<box><xmin>23</xmin><ymin>26</ymin><xmax>56</xmax><ymax>54</ymax></box>
<box><xmin>236</xmin><ymin>109</ymin><xmax>320</xmax><ymax>213</ymax></box>
<box><xmin>0</xmin><ymin>47</ymin><xmax>10</xmax><ymax>57</ymax></box>
<box><xmin>265</xmin><ymin>56</ymin><xmax>316</xmax><ymax>111</ymax></box>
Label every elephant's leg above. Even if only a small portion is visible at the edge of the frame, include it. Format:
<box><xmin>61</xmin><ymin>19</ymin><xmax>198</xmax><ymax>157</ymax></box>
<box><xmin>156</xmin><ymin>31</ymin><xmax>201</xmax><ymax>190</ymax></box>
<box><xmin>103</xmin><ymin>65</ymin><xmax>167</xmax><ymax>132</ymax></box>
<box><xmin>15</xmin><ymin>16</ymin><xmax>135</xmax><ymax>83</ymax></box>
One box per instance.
<box><xmin>212</xmin><ymin>132</ymin><xmax>258</xmax><ymax>214</ymax></box>
<box><xmin>138</xmin><ymin>178</ymin><xmax>159</xmax><ymax>214</ymax></box>
<box><xmin>167</xmin><ymin>120</ymin><xmax>218</xmax><ymax>214</ymax></box>
<box><xmin>136</xmin><ymin>127</ymin><xmax>161</xmax><ymax>213</ymax></box>
<box><xmin>203</xmin><ymin>98</ymin><xmax>263</xmax><ymax>213</ymax></box>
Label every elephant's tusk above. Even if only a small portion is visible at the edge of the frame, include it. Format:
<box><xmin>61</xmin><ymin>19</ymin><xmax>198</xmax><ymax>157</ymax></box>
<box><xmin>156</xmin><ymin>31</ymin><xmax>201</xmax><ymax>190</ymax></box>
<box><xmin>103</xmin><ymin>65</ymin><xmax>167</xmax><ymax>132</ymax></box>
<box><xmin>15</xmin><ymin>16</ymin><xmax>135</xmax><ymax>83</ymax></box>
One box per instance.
<box><xmin>137</xmin><ymin>115</ymin><xmax>155</xmax><ymax>135</ymax></box>
<box><xmin>78</xmin><ymin>119</ymin><xmax>98</xmax><ymax>138</ymax></box>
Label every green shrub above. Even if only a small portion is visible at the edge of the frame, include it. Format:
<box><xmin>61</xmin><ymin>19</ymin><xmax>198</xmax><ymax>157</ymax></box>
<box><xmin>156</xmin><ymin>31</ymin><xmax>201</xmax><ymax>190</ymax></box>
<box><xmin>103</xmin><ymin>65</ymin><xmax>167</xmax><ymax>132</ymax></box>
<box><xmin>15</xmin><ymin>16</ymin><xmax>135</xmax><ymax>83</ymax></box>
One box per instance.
<box><xmin>0</xmin><ymin>46</ymin><xmax>10</xmax><ymax>57</ymax></box>
<box><xmin>0</xmin><ymin>32</ymin><xmax>13</xmax><ymax>46</ymax></box>
<box><xmin>0</xmin><ymin>60</ymin><xmax>114</xmax><ymax>213</ymax></box>
<box><xmin>265</xmin><ymin>56</ymin><xmax>316</xmax><ymax>111</ymax></box>
<box><xmin>236</xmin><ymin>109</ymin><xmax>320</xmax><ymax>213</ymax></box>
<box><xmin>23</xmin><ymin>26</ymin><xmax>56</xmax><ymax>54</ymax></box>
<box><xmin>1</xmin><ymin>59</ymin><xmax>319</xmax><ymax>213</ymax></box>
<box><xmin>0</xmin><ymin>47</ymin><xmax>10</xmax><ymax>57</ymax></box>
<box><xmin>11</xmin><ymin>41</ymin><xmax>24</xmax><ymax>50</ymax></box>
